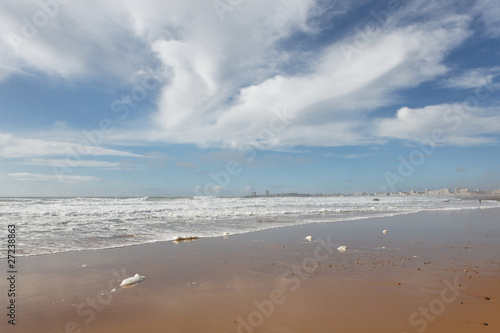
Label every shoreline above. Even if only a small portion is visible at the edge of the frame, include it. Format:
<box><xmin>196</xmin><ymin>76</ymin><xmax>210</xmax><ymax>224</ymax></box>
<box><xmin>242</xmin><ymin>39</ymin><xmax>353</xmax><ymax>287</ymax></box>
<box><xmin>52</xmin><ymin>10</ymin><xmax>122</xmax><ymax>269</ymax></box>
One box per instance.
<box><xmin>5</xmin><ymin>203</ymin><xmax>500</xmax><ymax>260</ymax></box>
<box><xmin>1</xmin><ymin>208</ymin><xmax>499</xmax><ymax>332</ymax></box>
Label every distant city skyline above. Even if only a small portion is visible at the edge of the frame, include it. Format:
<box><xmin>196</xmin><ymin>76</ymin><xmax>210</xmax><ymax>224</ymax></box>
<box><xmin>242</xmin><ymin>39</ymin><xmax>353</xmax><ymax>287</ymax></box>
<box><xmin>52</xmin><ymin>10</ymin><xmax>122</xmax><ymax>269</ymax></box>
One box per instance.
<box><xmin>1</xmin><ymin>1</ymin><xmax>500</xmax><ymax>197</ymax></box>
<box><xmin>246</xmin><ymin>187</ymin><xmax>500</xmax><ymax>197</ymax></box>
<box><xmin>2</xmin><ymin>187</ymin><xmax>499</xmax><ymax>199</ymax></box>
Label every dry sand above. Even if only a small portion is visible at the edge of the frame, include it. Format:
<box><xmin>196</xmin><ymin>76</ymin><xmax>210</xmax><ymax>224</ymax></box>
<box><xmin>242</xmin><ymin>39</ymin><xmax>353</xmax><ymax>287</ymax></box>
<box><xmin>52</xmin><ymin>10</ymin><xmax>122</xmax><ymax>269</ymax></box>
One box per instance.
<box><xmin>1</xmin><ymin>208</ymin><xmax>499</xmax><ymax>332</ymax></box>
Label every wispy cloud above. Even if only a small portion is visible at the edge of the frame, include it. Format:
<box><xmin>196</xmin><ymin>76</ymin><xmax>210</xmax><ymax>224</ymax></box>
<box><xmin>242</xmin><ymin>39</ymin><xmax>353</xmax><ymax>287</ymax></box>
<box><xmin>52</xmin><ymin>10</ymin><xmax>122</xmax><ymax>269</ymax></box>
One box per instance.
<box><xmin>325</xmin><ymin>152</ymin><xmax>380</xmax><ymax>159</ymax></box>
<box><xmin>0</xmin><ymin>0</ymin><xmax>152</xmax><ymax>84</ymax></box>
<box><xmin>25</xmin><ymin>158</ymin><xmax>122</xmax><ymax>168</ymax></box>
<box><xmin>147</xmin><ymin>2</ymin><xmax>472</xmax><ymax>148</ymax></box>
<box><xmin>2</xmin><ymin>0</ymin><xmax>495</xmax><ymax>151</ymax></box>
<box><xmin>441</xmin><ymin>67</ymin><xmax>500</xmax><ymax>89</ymax></box>
<box><xmin>8</xmin><ymin>172</ymin><xmax>99</xmax><ymax>183</ymax></box>
<box><xmin>174</xmin><ymin>161</ymin><xmax>197</xmax><ymax>170</ymax></box>
<box><xmin>0</xmin><ymin>132</ymin><xmax>142</xmax><ymax>158</ymax></box>
<box><xmin>476</xmin><ymin>0</ymin><xmax>500</xmax><ymax>37</ymax></box>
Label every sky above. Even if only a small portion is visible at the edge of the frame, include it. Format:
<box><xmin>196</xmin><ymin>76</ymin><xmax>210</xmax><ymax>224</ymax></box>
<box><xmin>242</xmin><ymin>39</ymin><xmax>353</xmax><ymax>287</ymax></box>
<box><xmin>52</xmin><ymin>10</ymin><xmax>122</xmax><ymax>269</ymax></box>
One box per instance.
<box><xmin>0</xmin><ymin>0</ymin><xmax>499</xmax><ymax>197</ymax></box>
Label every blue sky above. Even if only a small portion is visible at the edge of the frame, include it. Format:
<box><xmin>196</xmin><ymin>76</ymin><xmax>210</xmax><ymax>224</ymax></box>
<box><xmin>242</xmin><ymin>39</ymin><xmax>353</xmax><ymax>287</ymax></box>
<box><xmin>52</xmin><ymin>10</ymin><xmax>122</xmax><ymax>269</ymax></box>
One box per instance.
<box><xmin>0</xmin><ymin>0</ymin><xmax>499</xmax><ymax>197</ymax></box>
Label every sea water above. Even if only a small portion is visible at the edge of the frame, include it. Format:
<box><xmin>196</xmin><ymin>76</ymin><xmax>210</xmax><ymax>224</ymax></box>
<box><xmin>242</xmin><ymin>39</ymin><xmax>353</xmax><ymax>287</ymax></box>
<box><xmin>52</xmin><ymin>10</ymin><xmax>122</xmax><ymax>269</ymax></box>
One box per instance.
<box><xmin>0</xmin><ymin>196</ymin><xmax>497</xmax><ymax>258</ymax></box>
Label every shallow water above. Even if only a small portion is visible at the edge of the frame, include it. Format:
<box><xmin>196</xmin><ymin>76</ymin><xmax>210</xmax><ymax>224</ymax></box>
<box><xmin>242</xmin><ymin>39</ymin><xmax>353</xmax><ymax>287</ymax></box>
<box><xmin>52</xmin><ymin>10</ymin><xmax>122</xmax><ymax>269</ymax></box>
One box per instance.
<box><xmin>0</xmin><ymin>196</ymin><xmax>496</xmax><ymax>257</ymax></box>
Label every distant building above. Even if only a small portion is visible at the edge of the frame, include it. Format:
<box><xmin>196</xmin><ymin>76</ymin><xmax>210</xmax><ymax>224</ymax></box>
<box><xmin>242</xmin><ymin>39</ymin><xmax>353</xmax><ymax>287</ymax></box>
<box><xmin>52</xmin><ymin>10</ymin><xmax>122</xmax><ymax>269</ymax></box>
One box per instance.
<box><xmin>433</xmin><ymin>188</ymin><xmax>451</xmax><ymax>195</ymax></box>
<box><xmin>265</xmin><ymin>190</ymin><xmax>269</xmax><ymax>196</ymax></box>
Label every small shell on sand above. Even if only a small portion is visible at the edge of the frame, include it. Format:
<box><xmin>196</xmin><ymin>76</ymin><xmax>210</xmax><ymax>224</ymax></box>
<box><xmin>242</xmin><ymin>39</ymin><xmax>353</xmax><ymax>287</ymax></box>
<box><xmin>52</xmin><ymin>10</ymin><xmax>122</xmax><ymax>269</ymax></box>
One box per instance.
<box><xmin>383</xmin><ymin>230</ymin><xmax>388</xmax><ymax>234</ymax></box>
<box><xmin>337</xmin><ymin>245</ymin><xmax>347</xmax><ymax>253</ymax></box>
<box><xmin>305</xmin><ymin>235</ymin><xmax>313</xmax><ymax>241</ymax></box>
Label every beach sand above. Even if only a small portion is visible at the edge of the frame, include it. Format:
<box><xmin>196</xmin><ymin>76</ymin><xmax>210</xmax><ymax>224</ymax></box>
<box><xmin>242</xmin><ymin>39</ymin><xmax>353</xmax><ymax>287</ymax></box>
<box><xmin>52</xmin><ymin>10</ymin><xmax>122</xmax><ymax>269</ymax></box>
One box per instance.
<box><xmin>1</xmin><ymin>208</ymin><xmax>499</xmax><ymax>332</ymax></box>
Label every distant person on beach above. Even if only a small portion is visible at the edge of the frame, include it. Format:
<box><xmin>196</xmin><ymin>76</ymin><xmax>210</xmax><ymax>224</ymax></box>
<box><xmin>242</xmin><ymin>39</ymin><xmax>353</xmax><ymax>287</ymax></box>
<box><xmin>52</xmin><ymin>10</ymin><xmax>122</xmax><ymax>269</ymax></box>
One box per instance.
<box><xmin>479</xmin><ymin>199</ymin><xmax>482</xmax><ymax>205</ymax></box>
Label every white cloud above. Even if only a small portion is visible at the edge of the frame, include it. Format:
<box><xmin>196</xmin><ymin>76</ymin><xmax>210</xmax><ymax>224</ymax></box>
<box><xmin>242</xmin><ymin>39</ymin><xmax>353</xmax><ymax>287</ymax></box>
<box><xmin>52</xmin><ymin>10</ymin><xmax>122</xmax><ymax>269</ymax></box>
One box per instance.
<box><xmin>240</xmin><ymin>186</ymin><xmax>254</xmax><ymax>194</ymax></box>
<box><xmin>0</xmin><ymin>0</ymin><xmax>315</xmax><ymax>86</ymax></box>
<box><xmin>441</xmin><ymin>67</ymin><xmax>500</xmax><ymax>89</ymax></box>
<box><xmin>0</xmin><ymin>132</ymin><xmax>141</xmax><ymax>158</ymax></box>
<box><xmin>375</xmin><ymin>104</ymin><xmax>500</xmax><ymax>145</ymax></box>
<box><xmin>0</xmin><ymin>0</ymin><xmax>156</xmax><ymax>84</ymax></box>
<box><xmin>9</xmin><ymin>172</ymin><xmax>99</xmax><ymax>183</ymax></box>
<box><xmin>26</xmin><ymin>158</ymin><xmax>122</xmax><ymax>168</ymax></box>
<box><xmin>53</xmin><ymin>120</ymin><xmax>69</xmax><ymax>129</ymax></box>
<box><xmin>1</xmin><ymin>0</ymin><xmax>494</xmax><ymax>151</ymax></box>
<box><xmin>148</xmin><ymin>9</ymin><xmax>470</xmax><ymax>148</ymax></box>
<box><xmin>476</xmin><ymin>0</ymin><xmax>500</xmax><ymax>38</ymax></box>
<box><xmin>149</xmin><ymin>0</ymin><xmax>315</xmax><ymax>130</ymax></box>
<box><xmin>325</xmin><ymin>152</ymin><xmax>380</xmax><ymax>159</ymax></box>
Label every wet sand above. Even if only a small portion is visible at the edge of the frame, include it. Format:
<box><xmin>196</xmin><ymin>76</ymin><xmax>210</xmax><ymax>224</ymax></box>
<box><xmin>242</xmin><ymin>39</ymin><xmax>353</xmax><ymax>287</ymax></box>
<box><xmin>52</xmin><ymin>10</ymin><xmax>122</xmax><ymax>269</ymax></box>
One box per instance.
<box><xmin>1</xmin><ymin>208</ymin><xmax>499</xmax><ymax>332</ymax></box>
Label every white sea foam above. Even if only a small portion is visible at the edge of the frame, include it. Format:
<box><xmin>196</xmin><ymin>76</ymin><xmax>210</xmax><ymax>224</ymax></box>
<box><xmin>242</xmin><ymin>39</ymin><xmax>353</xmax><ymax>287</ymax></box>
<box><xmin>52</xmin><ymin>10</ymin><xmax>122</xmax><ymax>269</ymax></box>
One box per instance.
<box><xmin>0</xmin><ymin>196</ymin><xmax>497</xmax><ymax>258</ymax></box>
<box><xmin>120</xmin><ymin>273</ymin><xmax>145</xmax><ymax>286</ymax></box>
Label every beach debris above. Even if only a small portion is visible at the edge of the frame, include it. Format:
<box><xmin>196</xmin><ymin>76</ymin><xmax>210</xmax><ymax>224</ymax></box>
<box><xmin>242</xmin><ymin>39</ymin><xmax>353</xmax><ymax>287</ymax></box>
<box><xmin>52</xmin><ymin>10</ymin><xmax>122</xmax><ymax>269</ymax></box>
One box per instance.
<box><xmin>111</xmin><ymin>288</ymin><xmax>117</xmax><ymax>293</ymax></box>
<box><xmin>173</xmin><ymin>236</ymin><xmax>200</xmax><ymax>242</ymax></box>
<box><xmin>484</xmin><ymin>296</ymin><xmax>491</xmax><ymax>300</ymax></box>
<box><xmin>81</xmin><ymin>264</ymin><xmax>87</xmax><ymax>267</ymax></box>
<box><xmin>120</xmin><ymin>273</ymin><xmax>146</xmax><ymax>286</ymax></box>
<box><xmin>337</xmin><ymin>245</ymin><xmax>347</xmax><ymax>253</ymax></box>
<box><xmin>382</xmin><ymin>230</ymin><xmax>388</xmax><ymax>234</ymax></box>
<box><xmin>305</xmin><ymin>235</ymin><xmax>313</xmax><ymax>241</ymax></box>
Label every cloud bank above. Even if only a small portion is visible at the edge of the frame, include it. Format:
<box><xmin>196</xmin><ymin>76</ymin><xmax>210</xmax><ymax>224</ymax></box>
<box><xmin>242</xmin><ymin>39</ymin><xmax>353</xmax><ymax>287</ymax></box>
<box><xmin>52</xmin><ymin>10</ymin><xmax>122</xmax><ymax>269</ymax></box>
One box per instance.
<box><xmin>0</xmin><ymin>0</ymin><xmax>499</xmax><ymax>154</ymax></box>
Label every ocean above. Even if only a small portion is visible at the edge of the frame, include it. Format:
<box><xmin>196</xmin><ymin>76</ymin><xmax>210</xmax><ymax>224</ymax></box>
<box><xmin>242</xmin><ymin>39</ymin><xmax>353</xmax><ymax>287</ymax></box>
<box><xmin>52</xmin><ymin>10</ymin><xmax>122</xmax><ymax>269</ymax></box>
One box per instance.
<box><xmin>0</xmin><ymin>196</ymin><xmax>497</xmax><ymax>258</ymax></box>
